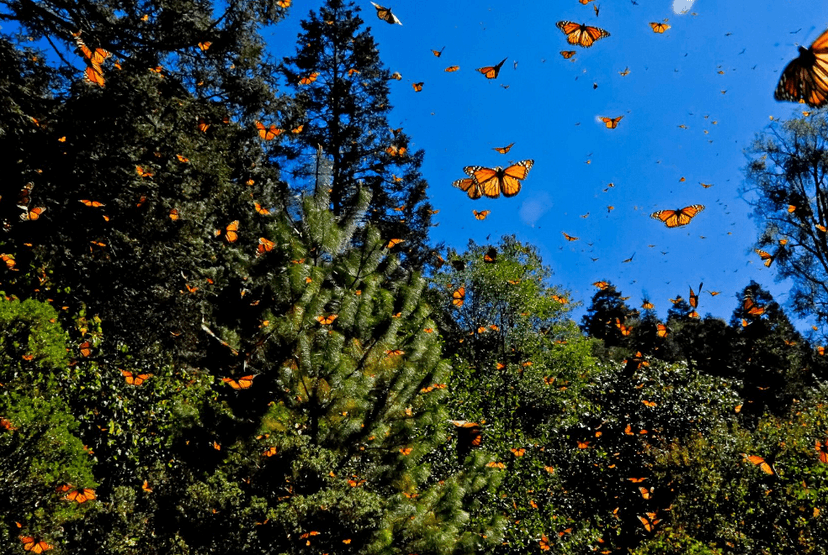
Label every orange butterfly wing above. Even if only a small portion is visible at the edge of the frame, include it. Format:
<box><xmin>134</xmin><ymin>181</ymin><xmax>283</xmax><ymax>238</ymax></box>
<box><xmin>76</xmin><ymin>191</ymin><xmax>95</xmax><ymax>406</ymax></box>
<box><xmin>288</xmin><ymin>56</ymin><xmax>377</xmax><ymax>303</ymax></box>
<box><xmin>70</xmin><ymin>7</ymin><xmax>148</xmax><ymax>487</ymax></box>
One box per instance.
<box><xmin>560</xmin><ymin>50</ymin><xmax>576</xmax><ymax>59</ymax></box>
<box><xmin>650</xmin><ymin>205</ymin><xmax>705</xmax><ymax>227</ymax></box>
<box><xmin>452</xmin><ymin>287</ymin><xmax>465</xmax><ymax>307</ymax></box>
<box><xmin>453</xmin><ymin>177</ymin><xmax>482</xmax><ymax>200</ymax></box>
<box><xmin>556</xmin><ymin>21</ymin><xmax>610</xmax><ymax>48</ymax></box>
<box><xmin>492</xmin><ymin>142</ymin><xmax>515</xmax><ymax>154</ymax></box>
<box><xmin>775</xmin><ymin>28</ymin><xmax>828</xmax><ymax>107</ymax></box>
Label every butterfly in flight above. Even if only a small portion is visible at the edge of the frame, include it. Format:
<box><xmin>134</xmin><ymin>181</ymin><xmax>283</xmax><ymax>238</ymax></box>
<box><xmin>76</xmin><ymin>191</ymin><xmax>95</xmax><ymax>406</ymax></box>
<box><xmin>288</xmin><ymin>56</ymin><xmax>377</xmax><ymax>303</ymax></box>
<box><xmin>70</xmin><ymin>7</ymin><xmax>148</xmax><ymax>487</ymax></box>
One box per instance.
<box><xmin>19</xmin><ymin>537</ymin><xmax>53</xmax><ymax>553</ymax></box>
<box><xmin>463</xmin><ymin>160</ymin><xmax>534</xmax><ymax>198</ymax></box>
<box><xmin>600</xmin><ymin>116</ymin><xmax>623</xmax><ymax>129</ymax></box>
<box><xmin>560</xmin><ymin>50</ymin><xmax>576</xmax><ymax>59</ymax></box>
<box><xmin>476</xmin><ymin>57</ymin><xmax>507</xmax><ymax>79</ymax></box>
<box><xmin>689</xmin><ymin>283</ymin><xmax>702</xmax><ymax>308</ymax></box>
<box><xmin>775</xmin><ymin>27</ymin><xmax>828</xmax><ymax>107</ymax></box>
<box><xmin>370</xmin><ymin>2</ymin><xmax>402</xmax><ymax>25</ymax></box>
<box><xmin>216</xmin><ymin>220</ymin><xmax>239</xmax><ymax>243</ymax></box>
<box><xmin>222</xmin><ymin>375</ymin><xmax>255</xmax><ymax>390</ymax></box>
<box><xmin>122</xmin><ymin>370</ymin><xmax>153</xmax><ymax>385</ymax></box>
<box><xmin>492</xmin><ymin>142</ymin><xmax>515</xmax><ymax>154</ymax></box>
<box><xmin>755</xmin><ymin>249</ymin><xmax>774</xmax><ymax>267</ymax></box>
<box><xmin>256</xmin><ymin>121</ymin><xmax>282</xmax><ymax>140</ymax></box>
<box><xmin>452</xmin><ymin>286</ymin><xmax>465</xmax><ymax>307</ymax></box>
<box><xmin>299</xmin><ymin>71</ymin><xmax>319</xmax><ymax>85</ymax></box>
<box><xmin>449</xmin><ymin>420</ymin><xmax>482</xmax><ymax>448</ymax></box>
<box><xmin>473</xmin><ymin>210</ymin><xmax>490</xmax><ymax>220</ymax></box>
<box><xmin>650</xmin><ymin>204</ymin><xmax>705</xmax><ymax>227</ymax></box>
<box><xmin>412</xmin><ymin>82</ymin><xmax>424</xmax><ymax>92</ymax></box>
<box><xmin>650</xmin><ymin>22</ymin><xmax>671</xmax><ymax>33</ymax></box>
<box><xmin>742</xmin><ymin>453</ymin><xmax>776</xmax><ymax>475</ymax></box>
<box><xmin>431</xmin><ymin>46</ymin><xmax>445</xmax><ymax>57</ymax></box>
<box><xmin>556</xmin><ymin>21</ymin><xmax>610</xmax><ymax>47</ymax></box>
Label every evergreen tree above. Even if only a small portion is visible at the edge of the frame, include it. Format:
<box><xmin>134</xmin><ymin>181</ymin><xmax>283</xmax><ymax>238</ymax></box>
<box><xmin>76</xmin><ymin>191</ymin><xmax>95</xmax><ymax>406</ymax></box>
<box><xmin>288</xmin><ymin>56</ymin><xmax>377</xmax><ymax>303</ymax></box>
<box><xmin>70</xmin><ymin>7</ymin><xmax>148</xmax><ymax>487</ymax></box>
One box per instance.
<box><xmin>279</xmin><ymin>0</ymin><xmax>434</xmax><ymax>268</ymax></box>
<box><xmin>580</xmin><ymin>282</ymin><xmax>635</xmax><ymax>347</ymax></box>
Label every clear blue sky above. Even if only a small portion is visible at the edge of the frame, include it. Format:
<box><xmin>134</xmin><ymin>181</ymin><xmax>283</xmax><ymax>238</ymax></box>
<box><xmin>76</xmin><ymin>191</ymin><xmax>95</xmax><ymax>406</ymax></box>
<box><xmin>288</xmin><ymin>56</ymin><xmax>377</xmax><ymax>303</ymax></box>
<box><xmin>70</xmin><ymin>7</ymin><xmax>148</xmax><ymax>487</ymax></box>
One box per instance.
<box><xmin>268</xmin><ymin>0</ymin><xmax>826</xmax><ymax>329</ymax></box>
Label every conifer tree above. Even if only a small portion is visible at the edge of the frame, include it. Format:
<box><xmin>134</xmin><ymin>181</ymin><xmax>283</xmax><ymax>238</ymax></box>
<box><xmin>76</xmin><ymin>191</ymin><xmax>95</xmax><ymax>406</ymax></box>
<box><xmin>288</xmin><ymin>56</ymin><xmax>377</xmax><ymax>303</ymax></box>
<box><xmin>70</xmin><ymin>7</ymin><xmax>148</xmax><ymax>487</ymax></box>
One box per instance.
<box><xmin>279</xmin><ymin>0</ymin><xmax>434</xmax><ymax>268</ymax></box>
<box><xmin>580</xmin><ymin>283</ymin><xmax>635</xmax><ymax>347</ymax></box>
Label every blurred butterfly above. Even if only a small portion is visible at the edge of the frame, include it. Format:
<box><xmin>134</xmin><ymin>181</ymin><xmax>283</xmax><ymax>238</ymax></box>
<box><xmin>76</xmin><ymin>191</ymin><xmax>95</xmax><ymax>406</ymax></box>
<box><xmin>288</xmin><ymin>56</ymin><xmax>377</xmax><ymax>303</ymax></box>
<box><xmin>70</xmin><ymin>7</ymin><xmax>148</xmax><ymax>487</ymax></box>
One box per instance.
<box><xmin>59</xmin><ymin>485</ymin><xmax>96</xmax><ymax>503</ymax></box>
<box><xmin>638</xmin><ymin>486</ymin><xmax>652</xmax><ymax>499</ymax></box>
<box><xmin>816</xmin><ymin>439</ymin><xmax>828</xmax><ymax>464</ymax></box>
<box><xmin>445</xmin><ymin>65</ymin><xmax>459</xmax><ymax>72</ymax></box>
<box><xmin>390</xmin><ymin>71</ymin><xmax>402</xmax><ymax>80</ymax></box>
<box><xmin>539</xmin><ymin>536</ymin><xmax>551</xmax><ymax>552</ymax></box>
<box><xmin>487</xmin><ymin>461</ymin><xmax>505</xmax><ymax>469</ymax></box>
<box><xmin>560</xmin><ymin>50</ymin><xmax>576</xmax><ymax>59</ymax></box>
<box><xmin>198</xmin><ymin>118</ymin><xmax>211</xmax><ymax>132</ymax></box>
<box><xmin>169</xmin><ymin>208</ymin><xmax>180</xmax><ymax>221</ymax></box>
<box><xmin>650</xmin><ymin>22</ymin><xmax>670</xmax><ymax>33</ymax></box>
<box><xmin>493</xmin><ymin>142</ymin><xmax>515</xmax><ymax>154</ymax></box>
<box><xmin>642</xmin><ymin>301</ymin><xmax>654</xmax><ymax>309</ymax></box>
<box><xmin>642</xmin><ymin>399</ymin><xmax>656</xmax><ymax>407</ymax></box>
<box><xmin>197</xmin><ymin>41</ymin><xmax>211</xmax><ymax>51</ymax></box>
<box><xmin>473</xmin><ymin>210</ymin><xmax>490</xmax><ymax>220</ymax></box>
<box><xmin>79</xmin><ymin>341</ymin><xmax>92</xmax><ymax>357</ymax></box>
<box><xmin>510</xmin><ymin>447</ymin><xmax>525</xmax><ymax>457</ymax></box>
<box><xmin>452</xmin><ymin>286</ymin><xmax>466</xmax><ymax>307</ymax></box>
<box><xmin>257</xmin><ymin>237</ymin><xmax>275</xmax><ymax>256</ymax></box>
<box><xmin>449</xmin><ymin>420</ymin><xmax>482</xmax><ymax>447</ymax></box>
<box><xmin>19</xmin><ymin>537</ymin><xmax>53</xmax><ymax>553</ymax></box>
<box><xmin>593</xmin><ymin>281</ymin><xmax>609</xmax><ymax>289</ymax></box>
<box><xmin>708</xmin><ymin>291</ymin><xmax>721</xmax><ymax>296</ymax></box>
<box><xmin>386</xmin><ymin>238</ymin><xmax>404</xmax><ymax>248</ymax></box>
<box><xmin>253</xmin><ymin>202</ymin><xmax>270</xmax><ymax>215</ymax></box>
<box><xmin>216</xmin><ymin>220</ymin><xmax>239</xmax><ymax>243</ymax></box>
<box><xmin>577</xmin><ymin>440</ymin><xmax>590</xmax><ymax>449</ymax></box>
<box><xmin>650</xmin><ymin>205</ymin><xmax>705</xmax><ymax>227</ymax></box>
<box><xmin>431</xmin><ymin>46</ymin><xmax>445</xmax><ymax>57</ymax></box>
<box><xmin>742</xmin><ymin>453</ymin><xmax>775</xmax><ymax>475</ymax></box>
<box><xmin>556</xmin><ymin>21</ymin><xmax>610</xmax><ymax>47</ymax></box>
<box><xmin>386</xmin><ymin>145</ymin><xmax>407</xmax><ymax>157</ymax></box>
<box><xmin>484</xmin><ymin>247</ymin><xmax>497</xmax><ymax>263</ymax></box>
<box><xmin>743</xmin><ymin>297</ymin><xmax>765</xmax><ymax>316</ymax></box>
<box><xmin>463</xmin><ymin>160</ymin><xmax>534</xmax><ymax>198</ymax></box>
<box><xmin>657</xmin><ymin>324</ymin><xmax>669</xmax><ymax>338</ymax></box>
<box><xmin>476</xmin><ymin>57</ymin><xmax>507</xmax><ymax>79</ymax></box>
<box><xmin>316</xmin><ymin>314</ymin><xmax>338</xmax><ymax>325</ymax></box>
<box><xmin>689</xmin><ymin>283</ymin><xmax>701</xmax><ymax>308</ymax></box>
<box><xmin>370</xmin><ymin>2</ymin><xmax>402</xmax><ymax>25</ymax></box>
<box><xmin>600</xmin><ymin>116</ymin><xmax>623</xmax><ymax>129</ymax></box>
<box><xmin>291</xmin><ymin>124</ymin><xmax>304</xmax><ymax>134</ymax></box>
<box><xmin>20</xmin><ymin>206</ymin><xmax>46</xmax><ymax>221</ymax></box>
<box><xmin>122</xmin><ymin>370</ymin><xmax>152</xmax><ymax>385</ymax></box>
<box><xmin>755</xmin><ymin>249</ymin><xmax>773</xmax><ymax>267</ymax></box>
<box><xmin>452</xmin><ymin>177</ymin><xmax>482</xmax><ymax>200</ymax></box>
<box><xmin>84</xmin><ymin>64</ymin><xmax>106</xmax><ymax>87</ymax></box>
<box><xmin>256</xmin><ymin>121</ymin><xmax>282</xmax><ymax>140</ymax></box>
<box><xmin>619</xmin><ymin>67</ymin><xmax>630</xmax><ymax>76</ymax></box>
<box><xmin>775</xmin><ymin>27</ymin><xmax>828</xmax><ymax>107</ymax></box>
<box><xmin>562</xmin><ymin>232</ymin><xmax>579</xmax><ymax>241</ymax></box>
<box><xmin>276</xmin><ymin>0</ymin><xmax>291</xmax><ymax>7</ymax></box>
<box><xmin>638</xmin><ymin>514</ymin><xmax>661</xmax><ymax>532</ymax></box>
<box><xmin>615</xmin><ymin>318</ymin><xmax>631</xmax><ymax>336</ymax></box>
<box><xmin>222</xmin><ymin>375</ymin><xmax>255</xmax><ymax>390</ymax></box>
<box><xmin>299</xmin><ymin>72</ymin><xmax>319</xmax><ymax>85</ymax></box>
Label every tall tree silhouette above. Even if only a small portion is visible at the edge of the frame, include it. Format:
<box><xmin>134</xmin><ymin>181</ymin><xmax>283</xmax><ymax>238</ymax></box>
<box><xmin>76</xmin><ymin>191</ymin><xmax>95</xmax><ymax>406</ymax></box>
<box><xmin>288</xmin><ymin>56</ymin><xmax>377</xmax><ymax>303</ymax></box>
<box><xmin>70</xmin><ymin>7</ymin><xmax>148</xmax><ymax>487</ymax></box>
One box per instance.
<box><xmin>279</xmin><ymin>0</ymin><xmax>434</xmax><ymax>268</ymax></box>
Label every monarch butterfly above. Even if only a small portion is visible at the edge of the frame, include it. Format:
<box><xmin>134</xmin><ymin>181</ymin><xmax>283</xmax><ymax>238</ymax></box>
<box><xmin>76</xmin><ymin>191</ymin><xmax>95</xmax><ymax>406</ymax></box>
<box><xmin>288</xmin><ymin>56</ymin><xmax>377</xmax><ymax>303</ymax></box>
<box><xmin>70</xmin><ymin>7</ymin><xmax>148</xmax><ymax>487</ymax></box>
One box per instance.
<box><xmin>638</xmin><ymin>514</ymin><xmax>661</xmax><ymax>532</ymax></box>
<box><xmin>476</xmin><ymin>57</ymin><xmax>507</xmax><ymax>79</ymax></box>
<box><xmin>122</xmin><ymin>370</ymin><xmax>153</xmax><ymax>385</ymax></box>
<box><xmin>593</xmin><ymin>281</ymin><xmax>609</xmax><ymax>289</ymax></box>
<box><xmin>452</xmin><ymin>177</ymin><xmax>483</xmax><ymax>200</ymax></box>
<box><xmin>257</xmin><ymin>237</ymin><xmax>275</xmax><ymax>256</ymax></box>
<box><xmin>215</xmin><ymin>220</ymin><xmax>239</xmax><ymax>243</ymax></box>
<box><xmin>657</xmin><ymin>324</ymin><xmax>669</xmax><ymax>338</ymax></box>
<box><xmin>386</xmin><ymin>238</ymin><xmax>404</xmax><ymax>248</ymax></box>
<box><xmin>263</xmin><ymin>446</ymin><xmax>277</xmax><ymax>457</ymax></box>
<box><xmin>299</xmin><ymin>72</ymin><xmax>319</xmax><ymax>85</ymax></box>
<box><xmin>577</xmin><ymin>440</ymin><xmax>590</xmax><ymax>449</ymax></box>
<box><xmin>473</xmin><ymin>210</ymin><xmax>490</xmax><ymax>220</ymax></box>
<box><xmin>316</xmin><ymin>314</ymin><xmax>338</xmax><ymax>325</ymax></box>
<box><xmin>775</xmin><ymin>27</ymin><xmax>828</xmax><ymax>107</ymax></box>
<box><xmin>399</xmin><ymin>446</ymin><xmax>413</xmax><ymax>455</ymax></box>
<box><xmin>386</xmin><ymin>145</ymin><xmax>406</xmax><ymax>157</ymax></box>
<box><xmin>560</xmin><ymin>50</ymin><xmax>576</xmax><ymax>59</ymax></box>
<box><xmin>79</xmin><ymin>341</ymin><xmax>92</xmax><ymax>357</ymax></box>
<box><xmin>619</xmin><ymin>66</ymin><xmax>630</xmax><ymax>76</ymax></box>
<box><xmin>463</xmin><ymin>160</ymin><xmax>534</xmax><ymax>198</ymax></box>
<box><xmin>743</xmin><ymin>297</ymin><xmax>765</xmax><ymax>316</ymax></box>
<box><xmin>615</xmin><ymin>318</ymin><xmax>631</xmax><ymax>336</ymax></box>
<box><xmin>556</xmin><ymin>21</ymin><xmax>610</xmax><ymax>48</ymax></box>
<box><xmin>649</xmin><ymin>22</ymin><xmax>671</xmax><ymax>33</ymax></box>
<box><xmin>253</xmin><ymin>202</ymin><xmax>270</xmax><ymax>215</ymax></box>
<box><xmin>449</xmin><ymin>420</ymin><xmax>482</xmax><ymax>447</ymax></box>
<box><xmin>600</xmin><ymin>116</ymin><xmax>623</xmax><ymax>129</ymax></box>
<box><xmin>431</xmin><ymin>46</ymin><xmax>445</xmax><ymax>57</ymax></box>
<box><xmin>445</xmin><ymin>65</ymin><xmax>459</xmax><ymax>72</ymax></box>
<box><xmin>197</xmin><ymin>41</ymin><xmax>212</xmax><ymax>51</ymax></box>
<box><xmin>742</xmin><ymin>453</ymin><xmax>775</xmax><ymax>475</ymax></box>
<box><xmin>256</xmin><ymin>121</ymin><xmax>282</xmax><ymax>140</ymax></box>
<box><xmin>452</xmin><ymin>286</ymin><xmax>465</xmax><ymax>307</ymax></box>
<box><xmin>290</xmin><ymin>124</ymin><xmax>304</xmax><ymax>134</ymax></box>
<box><xmin>642</xmin><ymin>399</ymin><xmax>657</xmax><ymax>407</ymax></box>
<box><xmin>390</xmin><ymin>71</ymin><xmax>402</xmax><ymax>80</ymax></box>
<box><xmin>276</xmin><ymin>0</ymin><xmax>291</xmax><ymax>7</ymax></box>
<box><xmin>755</xmin><ymin>249</ymin><xmax>773</xmax><ymax>267</ymax></box>
<box><xmin>20</xmin><ymin>206</ymin><xmax>47</xmax><ymax>221</ymax></box>
<box><xmin>816</xmin><ymin>439</ymin><xmax>828</xmax><ymax>463</ymax></box>
<box><xmin>689</xmin><ymin>283</ymin><xmax>701</xmax><ymax>308</ymax></box>
<box><xmin>688</xmin><ymin>309</ymin><xmax>701</xmax><ymax>318</ymax></box>
<box><xmin>370</xmin><ymin>2</ymin><xmax>402</xmax><ymax>25</ymax></box>
<box><xmin>61</xmin><ymin>485</ymin><xmax>97</xmax><ymax>503</ymax></box>
<box><xmin>487</xmin><ymin>461</ymin><xmax>505</xmax><ymax>469</ymax></box>
<box><xmin>510</xmin><ymin>447</ymin><xmax>525</xmax><ymax>456</ymax></box>
<box><xmin>222</xmin><ymin>375</ymin><xmax>255</xmax><ymax>390</ymax></box>
<box><xmin>197</xmin><ymin>118</ymin><xmax>211</xmax><ymax>133</ymax></box>
<box><xmin>539</xmin><ymin>535</ymin><xmax>551</xmax><ymax>552</ymax></box>
<box><xmin>75</xmin><ymin>36</ymin><xmax>111</xmax><ymax>66</ymax></box>
<box><xmin>19</xmin><ymin>537</ymin><xmax>53</xmax><ymax>553</ymax></box>
<box><xmin>650</xmin><ymin>204</ymin><xmax>705</xmax><ymax>228</ymax></box>
<box><xmin>492</xmin><ymin>142</ymin><xmax>514</xmax><ymax>154</ymax></box>
<box><xmin>412</xmin><ymin>82</ymin><xmax>424</xmax><ymax>92</ymax></box>
<box><xmin>642</xmin><ymin>301</ymin><xmax>654</xmax><ymax>309</ymax></box>
<box><xmin>84</xmin><ymin>64</ymin><xmax>106</xmax><ymax>87</ymax></box>
<box><xmin>638</xmin><ymin>486</ymin><xmax>652</xmax><ymax>499</ymax></box>
<box><xmin>562</xmin><ymin>232</ymin><xmax>579</xmax><ymax>241</ymax></box>
<box><xmin>169</xmin><ymin>208</ymin><xmax>180</xmax><ymax>221</ymax></box>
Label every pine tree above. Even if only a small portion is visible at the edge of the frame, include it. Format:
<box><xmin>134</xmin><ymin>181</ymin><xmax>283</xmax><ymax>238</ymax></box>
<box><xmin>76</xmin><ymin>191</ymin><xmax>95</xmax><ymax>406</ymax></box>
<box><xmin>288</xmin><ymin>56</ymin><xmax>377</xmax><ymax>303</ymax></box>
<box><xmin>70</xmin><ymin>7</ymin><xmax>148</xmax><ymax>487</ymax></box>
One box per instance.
<box><xmin>279</xmin><ymin>0</ymin><xmax>434</xmax><ymax>268</ymax></box>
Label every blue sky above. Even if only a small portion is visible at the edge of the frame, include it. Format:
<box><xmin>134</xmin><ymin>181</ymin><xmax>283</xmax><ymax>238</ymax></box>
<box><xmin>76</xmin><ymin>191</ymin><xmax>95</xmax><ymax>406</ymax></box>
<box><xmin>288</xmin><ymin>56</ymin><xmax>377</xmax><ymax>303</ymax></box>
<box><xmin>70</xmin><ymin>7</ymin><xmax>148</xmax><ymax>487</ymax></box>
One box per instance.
<box><xmin>272</xmin><ymin>0</ymin><xmax>825</xmax><ymax>328</ymax></box>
